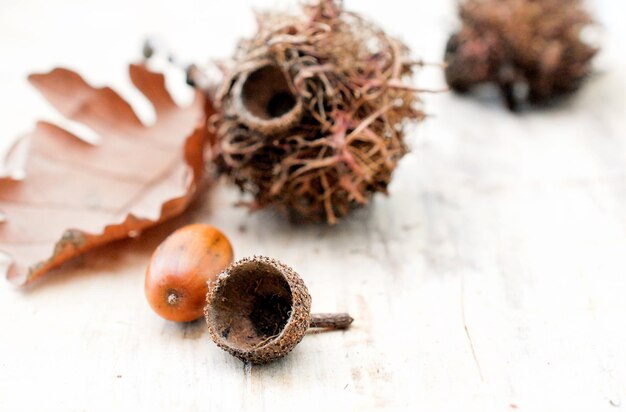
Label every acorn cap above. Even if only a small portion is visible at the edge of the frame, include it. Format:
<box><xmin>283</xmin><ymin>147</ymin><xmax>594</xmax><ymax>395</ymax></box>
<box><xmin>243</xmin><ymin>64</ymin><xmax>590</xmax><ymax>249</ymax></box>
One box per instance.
<box><xmin>204</xmin><ymin>256</ymin><xmax>312</xmax><ymax>364</ymax></box>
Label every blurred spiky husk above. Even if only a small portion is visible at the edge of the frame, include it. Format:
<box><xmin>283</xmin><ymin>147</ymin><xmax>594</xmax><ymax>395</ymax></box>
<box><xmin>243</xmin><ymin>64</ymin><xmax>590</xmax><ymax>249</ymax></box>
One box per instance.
<box><xmin>444</xmin><ymin>0</ymin><xmax>597</xmax><ymax>110</ymax></box>
<box><xmin>214</xmin><ymin>0</ymin><xmax>424</xmax><ymax>224</ymax></box>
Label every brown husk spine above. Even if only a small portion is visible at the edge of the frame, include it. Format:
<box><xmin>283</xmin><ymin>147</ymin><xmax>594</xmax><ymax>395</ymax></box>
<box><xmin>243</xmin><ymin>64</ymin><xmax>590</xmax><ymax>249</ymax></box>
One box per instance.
<box><xmin>214</xmin><ymin>0</ymin><xmax>424</xmax><ymax>224</ymax></box>
<box><xmin>444</xmin><ymin>0</ymin><xmax>597</xmax><ymax>111</ymax></box>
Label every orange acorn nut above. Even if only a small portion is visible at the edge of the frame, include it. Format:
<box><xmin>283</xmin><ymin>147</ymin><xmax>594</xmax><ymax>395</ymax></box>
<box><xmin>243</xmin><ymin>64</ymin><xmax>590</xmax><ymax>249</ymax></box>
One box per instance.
<box><xmin>145</xmin><ymin>224</ymin><xmax>234</xmax><ymax>322</ymax></box>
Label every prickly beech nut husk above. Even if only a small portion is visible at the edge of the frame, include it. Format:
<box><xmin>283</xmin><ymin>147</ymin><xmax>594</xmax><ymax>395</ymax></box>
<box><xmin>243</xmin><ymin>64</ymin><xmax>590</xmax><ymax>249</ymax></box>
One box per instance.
<box><xmin>204</xmin><ymin>256</ymin><xmax>353</xmax><ymax>364</ymax></box>
<box><xmin>444</xmin><ymin>0</ymin><xmax>597</xmax><ymax>111</ymax></box>
<box><xmin>214</xmin><ymin>0</ymin><xmax>425</xmax><ymax>224</ymax></box>
<box><xmin>145</xmin><ymin>224</ymin><xmax>234</xmax><ymax>322</ymax></box>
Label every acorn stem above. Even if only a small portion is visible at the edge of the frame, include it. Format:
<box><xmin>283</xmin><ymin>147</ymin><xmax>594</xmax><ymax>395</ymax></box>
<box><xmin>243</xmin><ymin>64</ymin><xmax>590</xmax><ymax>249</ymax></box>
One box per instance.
<box><xmin>309</xmin><ymin>313</ymin><xmax>353</xmax><ymax>329</ymax></box>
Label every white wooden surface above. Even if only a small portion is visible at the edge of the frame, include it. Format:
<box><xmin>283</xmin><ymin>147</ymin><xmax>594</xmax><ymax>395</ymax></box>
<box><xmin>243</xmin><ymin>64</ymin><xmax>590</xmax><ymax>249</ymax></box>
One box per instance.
<box><xmin>1</xmin><ymin>1</ymin><xmax>626</xmax><ymax>410</ymax></box>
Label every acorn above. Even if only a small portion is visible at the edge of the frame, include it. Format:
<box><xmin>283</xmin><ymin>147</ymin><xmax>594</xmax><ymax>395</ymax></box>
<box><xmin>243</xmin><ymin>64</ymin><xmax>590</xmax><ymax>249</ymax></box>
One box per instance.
<box><xmin>145</xmin><ymin>224</ymin><xmax>234</xmax><ymax>322</ymax></box>
<box><xmin>204</xmin><ymin>256</ymin><xmax>353</xmax><ymax>364</ymax></box>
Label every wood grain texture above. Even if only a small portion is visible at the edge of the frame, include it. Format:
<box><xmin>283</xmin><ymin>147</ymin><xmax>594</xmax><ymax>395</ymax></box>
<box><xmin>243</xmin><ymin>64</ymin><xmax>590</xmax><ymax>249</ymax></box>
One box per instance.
<box><xmin>1</xmin><ymin>0</ymin><xmax>625</xmax><ymax>411</ymax></box>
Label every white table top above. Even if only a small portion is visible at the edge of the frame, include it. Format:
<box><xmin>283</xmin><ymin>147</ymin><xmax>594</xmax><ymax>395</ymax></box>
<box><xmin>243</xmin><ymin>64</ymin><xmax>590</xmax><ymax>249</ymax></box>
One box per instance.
<box><xmin>1</xmin><ymin>0</ymin><xmax>625</xmax><ymax>410</ymax></box>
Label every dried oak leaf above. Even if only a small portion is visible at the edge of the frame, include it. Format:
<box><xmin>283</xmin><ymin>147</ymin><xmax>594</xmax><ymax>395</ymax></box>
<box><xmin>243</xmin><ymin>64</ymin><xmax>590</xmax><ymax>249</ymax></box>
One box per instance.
<box><xmin>0</xmin><ymin>64</ymin><xmax>208</xmax><ymax>286</ymax></box>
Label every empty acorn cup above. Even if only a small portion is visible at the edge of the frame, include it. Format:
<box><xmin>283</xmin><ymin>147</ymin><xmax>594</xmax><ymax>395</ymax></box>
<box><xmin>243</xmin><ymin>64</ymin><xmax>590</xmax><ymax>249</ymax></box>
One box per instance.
<box><xmin>204</xmin><ymin>256</ymin><xmax>353</xmax><ymax>364</ymax></box>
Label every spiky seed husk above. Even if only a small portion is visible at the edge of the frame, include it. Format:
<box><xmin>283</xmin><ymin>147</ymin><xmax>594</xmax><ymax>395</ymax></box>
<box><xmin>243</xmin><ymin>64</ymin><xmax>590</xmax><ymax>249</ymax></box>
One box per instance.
<box><xmin>445</xmin><ymin>0</ymin><xmax>597</xmax><ymax>111</ymax></box>
<box><xmin>214</xmin><ymin>0</ymin><xmax>424</xmax><ymax>224</ymax></box>
<box><xmin>205</xmin><ymin>256</ymin><xmax>312</xmax><ymax>364</ymax></box>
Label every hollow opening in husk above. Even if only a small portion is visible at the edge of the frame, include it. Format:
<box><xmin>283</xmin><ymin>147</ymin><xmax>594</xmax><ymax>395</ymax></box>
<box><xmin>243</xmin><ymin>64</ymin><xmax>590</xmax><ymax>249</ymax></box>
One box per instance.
<box><xmin>209</xmin><ymin>260</ymin><xmax>293</xmax><ymax>350</ymax></box>
<box><xmin>241</xmin><ymin>65</ymin><xmax>297</xmax><ymax>121</ymax></box>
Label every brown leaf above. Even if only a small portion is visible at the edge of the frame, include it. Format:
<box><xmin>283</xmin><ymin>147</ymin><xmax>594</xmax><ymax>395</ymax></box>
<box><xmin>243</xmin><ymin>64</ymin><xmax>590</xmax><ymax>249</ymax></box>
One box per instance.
<box><xmin>0</xmin><ymin>64</ymin><xmax>208</xmax><ymax>286</ymax></box>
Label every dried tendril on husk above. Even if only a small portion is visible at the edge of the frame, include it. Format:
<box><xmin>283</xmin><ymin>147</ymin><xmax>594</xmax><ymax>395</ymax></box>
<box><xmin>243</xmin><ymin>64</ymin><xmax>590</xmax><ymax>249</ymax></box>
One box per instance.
<box><xmin>214</xmin><ymin>0</ymin><xmax>425</xmax><ymax>224</ymax></box>
<box><xmin>444</xmin><ymin>0</ymin><xmax>598</xmax><ymax>111</ymax></box>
